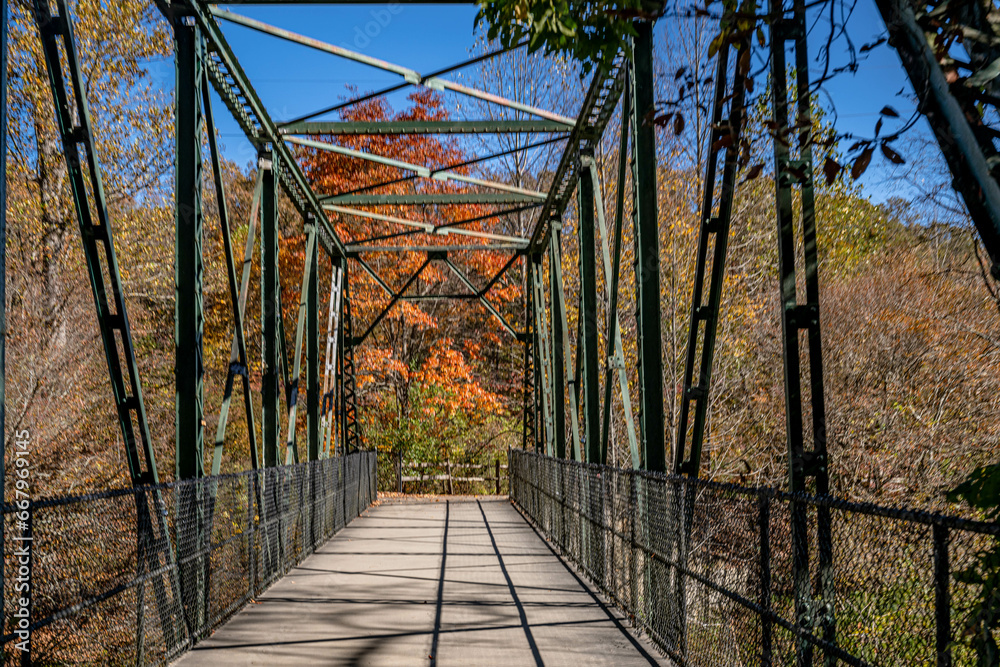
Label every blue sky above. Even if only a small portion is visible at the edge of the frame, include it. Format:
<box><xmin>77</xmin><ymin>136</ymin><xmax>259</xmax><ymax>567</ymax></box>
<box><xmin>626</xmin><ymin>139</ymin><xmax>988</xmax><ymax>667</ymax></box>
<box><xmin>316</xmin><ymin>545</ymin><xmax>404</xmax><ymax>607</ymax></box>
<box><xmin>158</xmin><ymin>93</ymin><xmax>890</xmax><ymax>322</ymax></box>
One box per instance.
<box><xmin>205</xmin><ymin>3</ymin><xmax>485</xmax><ymax>166</ymax></box>
<box><xmin>198</xmin><ymin>2</ymin><xmax>929</xmax><ymax>204</ymax></box>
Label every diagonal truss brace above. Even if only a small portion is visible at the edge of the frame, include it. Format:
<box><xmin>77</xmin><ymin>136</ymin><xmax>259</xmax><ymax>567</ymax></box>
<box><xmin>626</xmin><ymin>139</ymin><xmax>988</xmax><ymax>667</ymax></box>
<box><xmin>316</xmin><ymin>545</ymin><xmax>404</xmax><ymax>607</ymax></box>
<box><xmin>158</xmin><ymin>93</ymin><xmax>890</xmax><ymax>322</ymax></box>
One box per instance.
<box><xmin>325</xmin><ymin>204</ymin><xmax>529</xmax><ymax>244</ymax></box>
<box><xmin>549</xmin><ymin>225</ymin><xmax>583</xmax><ymax>461</ymax></box>
<box><xmin>280</xmin><ymin>120</ymin><xmax>574</xmax><ymax>135</ymax></box>
<box><xmin>287</xmin><ymin>136</ymin><xmax>546</xmax><ymax>201</ymax></box>
<box><xmin>443</xmin><ymin>258</ymin><xmax>518</xmax><ymax>336</ymax></box>
<box><xmin>211</xmin><ymin>8</ymin><xmax>576</xmax><ymax>126</ymax></box>
<box><xmin>160</xmin><ymin>0</ymin><xmax>345</xmax><ymax>258</ymax></box>
<box><xmin>33</xmin><ymin>0</ymin><xmax>159</xmax><ymax>484</ymax></box>
<box><xmin>581</xmin><ymin>154</ymin><xmax>639</xmax><ymax>469</ymax></box>
<box><xmin>284</xmin><ymin>221</ymin><xmax>320</xmax><ymax>465</ymax></box>
<box><xmin>673</xmin><ymin>35</ymin><xmax>749</xmax><ymax>478</ymax></box>
<box><xmin>208</xmin><ymin>96</ymin><xmax>262</xmax><ymax>474</ymax></box>
<box><xmin>874</xmin><ymin>0</ymin><xmax>1000</xmax><ymax>272</ymax></box>
<box><xmin>481</xmin><ymin>252</ymin><xmax>522</xmax><ymax>295</ymax></box>
<box><xmin>351</xmin><ymin>257</ymin><xmax>432</xmax><ymax>345</ymax></box>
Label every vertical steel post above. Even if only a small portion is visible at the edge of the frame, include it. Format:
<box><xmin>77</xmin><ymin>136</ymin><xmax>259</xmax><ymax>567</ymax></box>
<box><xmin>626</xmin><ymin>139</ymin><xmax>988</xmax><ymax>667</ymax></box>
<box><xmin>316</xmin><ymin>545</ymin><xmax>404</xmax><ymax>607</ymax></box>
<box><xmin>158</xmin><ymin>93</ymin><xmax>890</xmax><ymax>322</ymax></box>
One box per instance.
<box><xmin>521</xmin><ymin>261</ymin><xmax>535</xmax><ymax>452</ymax></box>
<box><xmin>319</xmin><ymin>261</ymin><xmax>342</xmax><ymax>458</ymax></box>
<box><xmin>533</xmin><ymin>329</ymin><xmax>544</xmax><ymax>452</ymax></box>
<box><xmin>175</xmin><ymin>11</ymin><xmax>205</xmax><ymax>481</ymax></box>
<box><xmin>307</xmin><ymin>219</ymin><xmax>320</xmax><ymax>461</ymax></box>
<box><xmin>769</xmin><ymin>0</ymin><xmax>835</xmax><ymax>661</ymax></box>
<box><xmin>531</xmin><ymin>255</ymin><xmax>555</xmax><ymax>455</ymax></box>
<box><xmin>35</xmin><ymin>0</ymin><xmax>182</xmax><ymax>650</ymax></box>
<box><xmin>284</xmin><ymin>221</ymin><xmax>319</xmax><ymax>465</ymax></box>
<box><xmin>338</xmin><ymin>263</ymin><xmax>348</xmax><ymax>455</ymax></box>
<box><xmin>340</xmin><ymin>262</ymin><xmax>363</xmax><ymax>451</ymax></box>
<box><xmin>631</xmin><ymin>22</ymin><xmax>665</xmax><ymax>473</ymax></box>
<box><xmin>674</xmin><ymin>35</ymin><xmax>749</xmax><ymax>476</ymax></box>
<box><xmin>577</xmin><ymin>156</ymin><xmax>601</xmax><ymax>463</ymax></box>
<box><xmin>550</xmin><ymin>225</ymin><xmax>583</xmax><ymax>460</ymax></box>
<box><xmin>549</xmin><ymin>229</ymin><xmax>567</xmax><ymax>459</ymax></box>
<box><xmin>1</xmin><ymin>0</ymin><xmax>8</xmax><ymax>638</ymax></box>
<box><xmin>260</xmin><ymin>149</ymin><xmax>280</xmax><ymax>467</ymax></box>
<box><xmin>933</xmin><ymin>524</ymin><xmax>951</xmax><ymax>667</ymax></box>
<box><xmin>759</xmin><ymin>494</ymin><xmax>773</xmax><ymax>666</ymax></box>
<box><xmin>174</xmin><ymin>5</ymin><xmax>207</xmax><ymax>634</ymax></box>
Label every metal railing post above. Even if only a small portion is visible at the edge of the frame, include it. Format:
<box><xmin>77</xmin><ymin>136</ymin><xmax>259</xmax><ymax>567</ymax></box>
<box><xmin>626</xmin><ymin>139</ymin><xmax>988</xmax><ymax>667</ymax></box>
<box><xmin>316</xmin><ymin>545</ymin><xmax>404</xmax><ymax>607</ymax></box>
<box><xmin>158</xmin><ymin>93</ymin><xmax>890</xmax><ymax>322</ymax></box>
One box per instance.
<box><xmin>396</xmin><ymin>451</ymin><xmax>403</xmax><ymax>493</ymax></box>
<box><xmin>759</xmin><ymin>494</ymin><xmax>773</xmax><ymax>666</ymax></box>
<box><xmin>933</xmin><ymin>524</ymin><xmax>951</xmax><ymax>667</ymax></box>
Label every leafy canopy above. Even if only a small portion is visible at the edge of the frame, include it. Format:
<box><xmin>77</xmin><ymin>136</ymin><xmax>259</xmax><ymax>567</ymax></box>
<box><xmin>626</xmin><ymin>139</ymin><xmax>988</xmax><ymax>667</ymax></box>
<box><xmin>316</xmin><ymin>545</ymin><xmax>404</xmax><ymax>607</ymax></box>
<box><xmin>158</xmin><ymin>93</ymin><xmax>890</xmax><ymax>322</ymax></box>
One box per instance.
<box><xmin>474</xmin><ymin>0</ymin><xmax>658</xmax><ymax>75</ymax></box>
<box><xmin>474</xmin><ymin>0</ymin><xmax>766</xmax><ymax>76</ymax></box>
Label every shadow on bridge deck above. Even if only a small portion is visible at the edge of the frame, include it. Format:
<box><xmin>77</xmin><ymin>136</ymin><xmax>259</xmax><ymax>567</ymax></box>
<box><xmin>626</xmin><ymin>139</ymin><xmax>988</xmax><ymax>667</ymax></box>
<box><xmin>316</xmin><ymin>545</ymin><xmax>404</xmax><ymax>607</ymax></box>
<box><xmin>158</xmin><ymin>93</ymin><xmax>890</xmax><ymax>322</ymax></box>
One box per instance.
<box><xmin>174</xmin><ymin>496</ymin><xmax>667</xmax><ymax>666</ymax></box>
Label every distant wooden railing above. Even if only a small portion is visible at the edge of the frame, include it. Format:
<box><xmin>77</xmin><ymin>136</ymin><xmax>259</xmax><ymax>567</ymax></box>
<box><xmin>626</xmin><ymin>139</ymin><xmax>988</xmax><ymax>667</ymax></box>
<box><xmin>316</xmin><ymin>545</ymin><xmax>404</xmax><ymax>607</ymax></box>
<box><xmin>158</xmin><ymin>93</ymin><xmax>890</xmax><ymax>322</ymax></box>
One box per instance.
<box><xmin>388</xmin><ymin>454</ymin><xmax>507</xmax><ymax>494</ymax></box>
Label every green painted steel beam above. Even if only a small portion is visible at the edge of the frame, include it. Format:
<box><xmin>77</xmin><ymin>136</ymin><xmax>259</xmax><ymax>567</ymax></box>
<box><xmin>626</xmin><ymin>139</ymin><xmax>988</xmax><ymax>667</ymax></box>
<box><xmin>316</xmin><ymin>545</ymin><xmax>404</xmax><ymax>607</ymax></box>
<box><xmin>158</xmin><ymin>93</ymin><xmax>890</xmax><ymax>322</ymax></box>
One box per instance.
<box><xmin>631</xmin><ymin>23</ymin><xmax>665</xmax><ymax>473</ymax></box>
<box><xmin>346</xmin><ymin>244</ymin><xmax>523</xmax><ymax>253</ymax></box>
<box><xmin>213</xmin><ymin>173</ymin><xmax>263</xmax><ymax>470</ymax></box>
<box><xmin>530</xmin><ymin>259</ymin><xmax>555</xmax><ymax>456</ymax></box>
<box><xmin>205</xmin><ymin>75</ymin><xmax>258</xmax><ymax>475</ymax></box>
<box><xmin>284</xmin><ymin>222</ymin><xmax>319</xmax><ymax>465</ymax></box>
<box><xmin>769</xmin><ymin>2</ymin><xmax>835</xmax><ymax>661</ymax></box>
<box><xmin>323</xmin><ymin>193</ymin><xmax>540</xmax><ymax>205</ymax></box>
<box><xmin>318</xmin><ymin>262</ymin><xmax>342</xmax><ymax>458</ymax></box>
<box><xmin>443</xmin><ymin>258</ymin><xmax>518</xmax><ymax>337</ymax></box>
<box><xmin>34</xmin><ymin>0</ymin><xmax>159</xmax><ymax>485</ymax></box>
<box><xmin>279</xmin><ymin>120</ymin><xmax>573</xmax><ymax>135</ymax></box>
<box><xmin>277</xmin><ymin>279</ymin><xmax>294</xmax><ymax>457</ymax></box>
<box><xmin>527</xmin><ymin>56</ymin><xmax>626</xmax><ymax>253</ymax></box>
<box><xmin>587</xmin><ymin>144</ymin><xmax>638</xmax><ymax>469</ymax></box>
<box><xmin>261</xmin><ymin>151</ymin><xmax>281</xmax><ymax>467</ymax></box>
<box><xmin>549</xmin><ymin>231</ymin><xmax>566</xmax><ymax>460</ymax></box>
<box><xmin>874</xmin><ymin>0</ymin><xmax>1000</xmax><ymax>272</ymax></box>
<box><xmin>481</xmin><ymin>251</ymin><xmax>521</xmax><ymax>295</ymax></box>
<box><xmin>307</xmin><ymin>226</ymin><xmax>320</xmax><ymax>462</ymax></box>
<box><xmin>280</xmin><ymin>40</ymin><xmax>526</xmax><ymax>128</ymax></box>
<box><xmin>175</xmin><ymin>13</ymin><xmax>205</xmax><ymax>481</ymax></box>
<box><xmin>206</xmin><ymin>1</ymin><xmax>474</xmax><ymax>4</ymax></box>
<box><xmin>353</xmin><ymin>255</ymin><xmax>394</xmax><ymax>296</ymax></box>
<box><xmin>401</xmin><ymin>293</ymin><xmax>478</xmax><ymax>301</ymax></box>
<box><xmin>549</xmin><ymin>224</ymin><xmax>582</xmax><ymax>461</ymax></box>
<box><xmin>673</xmin><ymin>38</ymin><xmax>748</xmax><ymax>478</ymax></box>
<box><xmin>577</xmin><ymin>159</ymin><xmax>600</xmax><ymax>464</ymax></box>
<box><xmin>329</xmin><ymin>204</ymin><xmax>529</xmax><ymax>244</ymax></box>
<box><xmin>161</xmin><ymin>1</ymin><xmax>346</xmax><ymax>258</ymax></box>
<box><xmin>291</xmin><ymin>135</ymin><xmax>547</xmax><ymax>200</ymax></box>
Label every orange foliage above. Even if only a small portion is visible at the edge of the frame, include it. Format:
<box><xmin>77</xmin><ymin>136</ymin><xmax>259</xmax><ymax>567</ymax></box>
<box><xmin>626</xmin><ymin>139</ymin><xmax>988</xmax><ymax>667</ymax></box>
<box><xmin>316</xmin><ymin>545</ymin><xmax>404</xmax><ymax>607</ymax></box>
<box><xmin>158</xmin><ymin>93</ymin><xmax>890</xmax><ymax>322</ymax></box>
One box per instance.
<box><xmin>299</xmin><ymin>91</ymin><xmax>522</xmax><ymax>435</ymax></box>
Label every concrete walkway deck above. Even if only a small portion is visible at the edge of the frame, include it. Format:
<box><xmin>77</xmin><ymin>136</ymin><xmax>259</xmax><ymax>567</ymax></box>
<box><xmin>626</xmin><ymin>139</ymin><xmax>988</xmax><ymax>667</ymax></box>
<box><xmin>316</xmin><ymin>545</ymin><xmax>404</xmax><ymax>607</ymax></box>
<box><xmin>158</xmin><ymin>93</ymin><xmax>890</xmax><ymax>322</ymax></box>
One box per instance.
<box><xmin>176</xmin><ymin>496</ymin><xmax>665</xmax><ymax>666</ymax></box>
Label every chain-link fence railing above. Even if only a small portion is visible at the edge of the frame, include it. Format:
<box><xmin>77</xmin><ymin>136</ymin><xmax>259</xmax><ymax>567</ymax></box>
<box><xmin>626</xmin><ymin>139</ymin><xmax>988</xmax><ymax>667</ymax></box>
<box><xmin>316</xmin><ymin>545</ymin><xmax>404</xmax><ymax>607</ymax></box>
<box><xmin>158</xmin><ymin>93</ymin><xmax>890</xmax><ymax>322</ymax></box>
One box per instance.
<box><xmin>1</xmin><ymin>451</ymin><xmax>376</xmax><ymax>665</ymax></box>
<box><xmin>510</xmin><ymin>449</ymin><xmax>1000</xmax><ymax>666</ymax></box>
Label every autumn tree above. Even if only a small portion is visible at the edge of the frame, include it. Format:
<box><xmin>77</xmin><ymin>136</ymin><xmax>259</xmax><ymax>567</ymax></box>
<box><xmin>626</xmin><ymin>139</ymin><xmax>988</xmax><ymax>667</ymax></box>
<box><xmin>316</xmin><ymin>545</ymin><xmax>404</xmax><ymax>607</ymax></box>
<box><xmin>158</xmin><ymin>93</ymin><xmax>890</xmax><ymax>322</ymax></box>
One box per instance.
<box><xmin>6</xmin><ymin>0</ymin><xmax>174</xmax><ymax>491</ymax></box>
<box><xmin>300</xmin><ymin>90</ymin><xmax>523</xmax><ymax>479</ymax></box>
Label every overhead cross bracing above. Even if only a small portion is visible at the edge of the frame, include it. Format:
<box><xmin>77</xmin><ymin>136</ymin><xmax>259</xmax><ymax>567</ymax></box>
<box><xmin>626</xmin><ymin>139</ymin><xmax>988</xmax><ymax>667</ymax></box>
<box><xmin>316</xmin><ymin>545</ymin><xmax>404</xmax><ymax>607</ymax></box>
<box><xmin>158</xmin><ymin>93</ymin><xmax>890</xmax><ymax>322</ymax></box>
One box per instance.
<box><xmin>171</xmin><ymin>0</ymin><xmax>627</xmax><ymax>351</ymax></box>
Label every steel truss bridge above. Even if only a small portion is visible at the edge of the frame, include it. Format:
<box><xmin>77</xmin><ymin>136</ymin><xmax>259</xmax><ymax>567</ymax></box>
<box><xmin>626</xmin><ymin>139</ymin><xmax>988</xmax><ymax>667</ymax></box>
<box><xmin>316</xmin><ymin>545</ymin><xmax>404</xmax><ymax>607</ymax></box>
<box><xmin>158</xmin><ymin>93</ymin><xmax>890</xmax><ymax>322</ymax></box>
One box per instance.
<box><xmin>2</xmin><ymin>0</ymin><xmax>1000</xmax><ymax>664</ymax></box>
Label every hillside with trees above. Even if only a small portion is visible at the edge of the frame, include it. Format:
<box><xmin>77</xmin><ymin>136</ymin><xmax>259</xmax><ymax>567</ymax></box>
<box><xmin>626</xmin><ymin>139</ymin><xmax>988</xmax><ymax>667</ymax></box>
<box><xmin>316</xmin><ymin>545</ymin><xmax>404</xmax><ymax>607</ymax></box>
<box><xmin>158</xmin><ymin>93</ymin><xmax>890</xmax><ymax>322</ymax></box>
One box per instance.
<box><xmin>4</xmin><ymin>0</ymin><xmax>999</xmax><ymax>519</ymax></box>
